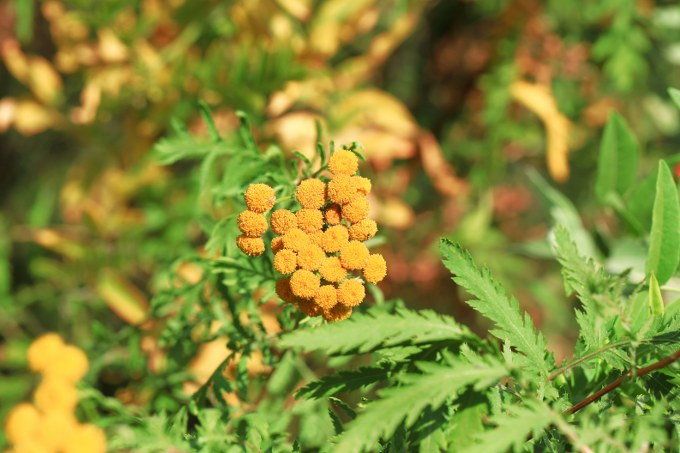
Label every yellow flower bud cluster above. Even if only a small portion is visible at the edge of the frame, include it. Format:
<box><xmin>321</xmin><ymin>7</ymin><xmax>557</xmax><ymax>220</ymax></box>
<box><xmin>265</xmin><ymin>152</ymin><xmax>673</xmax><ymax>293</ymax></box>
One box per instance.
<box><xmin>237</xmin><ymin>183</ymin><xmax>276</xmax><ymax>256</ymax></box>
<box><xmin>4</xmin><ymin>334</ymin><xmax>106</xmax><ymax>453</ymax></box>
<box><xmin>237</xmin><ymin>149</ymin><xmax>386</xmax><ymax>322</ymax></box>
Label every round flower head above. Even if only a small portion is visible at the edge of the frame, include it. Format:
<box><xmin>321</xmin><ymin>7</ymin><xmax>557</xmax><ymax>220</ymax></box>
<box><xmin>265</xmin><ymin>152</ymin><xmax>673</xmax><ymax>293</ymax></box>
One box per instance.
<box><xmin>274</xmin><ymin>249</ymin><xmax>298</xmax><ymax>275</ymax></box>
<box><xmin>271</xmin><ymin>236</ymin><xmax>284</xmax><ymax>253</ymax></box>
<box><xmin>339</xmin><ymin>240</ymin><xmax>370</xmax><ymax>270</ymax></box>
<box><xmin>324</xmin><ymin>205</ymin><xmax>342</xmax><ymax>225</ymax></box>
<box><xmin>290</xmin><ymin>269</ymin><xmax>321</xmax><ymax>299</ymax></box>
<box><xmin>39</xmin><ymin>411</ymin><xmax>77</xmax><ymax>451</ymax></box>
<box><xmin>297</xmin><ymin>298</ymin><xmax>322</xmax><ymax>317</ymax></box>
<box><xmin>348</xmin><ymin>219</ymin><xmax>377</xmax><ymax>241</ymax></box>
<box><xmin>4</xmin><ymin>403</ymin><xmax>40</xmax><ymax>444</ymax></box>
<box><xmin>319</xmin><ymin>256</ymin><xmax>347</xmax><ymax>283</ymax></box>
<box><xmin>237</xmin><ymin>235</ymin><xmax>265</xmax><ymax>256</ymax></box>
<box><xmin>270</xmin><ymin>209</ymin><xmax>297</xmax><ymax>235</ymax></box>
<box><xmin>295</xmin><ymin>178</ymin><xmax>326</xmax><ymax>209</ymax></box>
<box><xmin>296</xmin><ymin>243</ymin><xmax>325</xmax><ymax>271</ymax></box>
<box><xmin>44</xmin><ymin>344</ymin><xmax>89</xmax><ymax>383</ymax></box>
<box><xmin>296</xmin><ymin>209</ymin><xmax>324</xmax><ymax>233</ymax></box>
<box><xmin>341</xmin><ymin>196</ymin><xmax>369</xmax><ymax>223</ymax></box>
<box><xmin>244</xmin><ymin>183</ymin><xmax>275</xmax><ymax>213</ymax></box>
<box><xmin>352</xmin><ymin>176</ymin><xmax>372</xmax><ymax>195</ymax></box>
<box><xmin>34</xmin><ymin>377</ymin><xmax>78</xmax><ymax>413</ymax></box>
<box><xmin>27</xmin><ymin>333</ymin><xmax>64</xmax><ymax>374</ymax></box>
<box><xmin>328</xmin><ymin>149</ymin><xmax>359</xmax><ymax>176</ymax></box>
<box><xmin>309</xmin><ymin>230</ymin><xmax>325</xmax><ymax>248</ymax></box>
<box><xmin>237</xmin><ymin>211</ymin><xmax>268</xmax><ymax>237</ymax></box>
<box><xmin>364</xmin><ymin>254</ymin><xmax>387</xmax><ymax>284</ymax></box>
<box><xmin>64</xmin><ymin>423</ymin><xmax>107</xmax><ymax>453</ymax></box>
<box><xmin>275</xmin><ymin>278</ymin><xmax>296</xmax><ymax>304</ymax></box>
<box><xmin>323</xmin><ymin>303</ymin><xmax>352</xmax><ymax>322</ymax></box>
<box><xmin>337</xmin><ymin>279</ymin><xmax>365</xmax><ymax>307</ymax></box>
<box><xmin>281</xmin><ymin>228</ymin><xmax>309</xmax><ymax>252</ymax></box>
<box><xmin>314</xmin><ymin>285</ymin><xmax>338</xmax><ymax>310</ymax></box>
<box><xmin>327</xmin><ymin>175</ymin><xmax>358</xmax><ymax>205</ymax></box>
<box><xmin>321</xmin><ymin>225</ymin><xmax>349</xmax><ymax>253</ymax></box>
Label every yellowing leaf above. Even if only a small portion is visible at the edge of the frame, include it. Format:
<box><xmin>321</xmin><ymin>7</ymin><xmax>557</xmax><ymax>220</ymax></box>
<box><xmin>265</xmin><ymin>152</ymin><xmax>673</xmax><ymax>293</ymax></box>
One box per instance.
<box><xmin>97</xmin><ymin>270</ymin><xmax>149</xmax><ymax>325</ymax></box>
<box><xmin>510</xmin><ymin>80</ymin><xmax>572</xmax><ymax>182</ymax></box>
<box><xmin>13</xmin><ymin>100</ymin><xmax>57</xmax><ymax>135</ymax></box>
<box><xmin>27</xmin><ymin>57</ymin><xmax>63</xmax><ymax>105</ymax></box>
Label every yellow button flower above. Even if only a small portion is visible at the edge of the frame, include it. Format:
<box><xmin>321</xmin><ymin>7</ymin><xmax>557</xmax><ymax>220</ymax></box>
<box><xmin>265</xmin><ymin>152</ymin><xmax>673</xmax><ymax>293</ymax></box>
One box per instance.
<box><xmin>296</xmin><ymin>243</ymin><xmax>325</xmax><ymax>271</ymax></box>
<box><xmin>295</xmin><ymin>178</ymin><xmax>326</xmax><ymax>209</ymax></box>
<box><xmin>274</xmin><ymin>249</ymin><xmax>297</xmax><ymax>275</ymax></box>
<box><xmin>63</xmin><ymin>424</ymin><xmax>107</xmax><ymax>453</ymax></box>
<box><xmin>314</xmin><ymin>285</ymin><xmax>338</xmax><ymax>310</ymax></box>
<box><xmin>237</xmin><ymin>210</ymin><xmax>268</xmax><ymax>237</ymax></box>
<box><xmin>339</xmin><ymin>240</ymin><xmax>369</xmax><ymax>270</ymax></box>
<box><xmin>271</xmin><ymin>236</ymin><xmax>284</xmax><ymax>253</ymax></box>
<box><xmin>39</xmin><ymin>411</ymin><xmax>78</xmax><ymax>451</ymax></box>
<box><xmin>348</xmin><ymin>219</ymin><xmax>377</xmax><ymax>241</ymax></box>
<box><xmin>290</xmin><ymin>269</ymin><xmax>321</xmax><ymax>299</ymax></box>
<box><xmin>270</xmin><ymin>209</ymin><xmax>297</xmax><ymax>234</ymax></box>
<box><xmin>319</xmin><ymin>256</ymin><xmax>347</xmax><ymax>283</ymax></box>
<box><xmin>296</xmin><ymin>298</ymin><xmax>323</xmax><ymax>317</ymax></box>
<box><xmin>236</xmin><ymin>235</ymin><xmax>265</xmax><ymax>256</ymax></box>
<box><xmin>341</xmin><ymin>196</ymin><xmax>369</xmax><ymax>223</ymax></box>
<box><xmin>327</xmin><ymin>175</ymin><xmax>358</xmax><ymax>205</ymax></box>
<box><xmin>27</xmin><ymin>333</ymin><xmax>64</xmax><ymax>374</ymax></box>
<box><xmin>296</xmin><ymin>208</ymin><xmax>324</xmax><ymax>233</ymax></box>
<box><xmin>324</xmin><ymin>204</ymin><xmax>342</xmax><ymax>225</ymax></box>
<box><xmin>321</xmin><ymin>225</ymin><xmax>349</xmax><ymax>253</ymax></box>
<box><xmin>337</xmin><ymin>279</ymin><xmax>365</xmax><ymax>307</ymax></box>
<box><xmin>352</xmin><ymin>176</ymin><xmax>372</xmax><ymax>195</ymax></box>
<box><xmin>309</xmin><ymin>230</ymin><xmax>325</xmax><ymax>248</ymax></box>
<box><xmin>34</xmin><ymin>378</ymin><xmax>78</xmax><ymax>413</ymax></box>
<box><xmin>323</xmin><ymin>303</ymin><xmax>352</xmax><ymax>322</ymax></box>
<box><xmin>244</xmin><ymin>183</ymin><xmax>276</xmax><ymax>213</ymax></box>
<box><xmin>363</xmin><ymin>254</ymin><xmax>387</xmax><ymax>284</ymax></box>
<box><xmin>275</xmin><ymin>277</ymin><xmax>296</xmax><ymax>304</ymax></box>
<box><xmin>328</xmin><ymin>150</ymin><xmax>359</xmax><ymax>176</ymax></box>
<box><xmin>4</xmin><ymin>403</ymin><xmax>40</xmax><ymax>444</ymax></box>
<box><xmin>281</xmin><ymin>227</ymin><xmax>309</xmax><ymax>252</ymax></box>
<box><xmin>44</xmin><ymin>344</ymin><xmax>89</xmax><ymax>383</ymax></box>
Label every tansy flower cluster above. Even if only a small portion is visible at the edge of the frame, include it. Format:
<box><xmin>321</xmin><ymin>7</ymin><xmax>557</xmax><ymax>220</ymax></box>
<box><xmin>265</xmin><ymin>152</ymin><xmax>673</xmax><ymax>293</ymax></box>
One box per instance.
<box><xmin>4</xmin><ymin>334</ymin><xmax>106</xmax><ymax>453</ymax></box>
<box><xmin>236</xmin><ymin>149</ymin><xmax>387</xmax><ymax>322</ymax></box>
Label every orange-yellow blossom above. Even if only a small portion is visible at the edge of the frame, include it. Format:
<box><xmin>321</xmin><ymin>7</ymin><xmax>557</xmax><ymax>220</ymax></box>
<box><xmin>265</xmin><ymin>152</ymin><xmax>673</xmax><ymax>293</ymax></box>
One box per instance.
<box><xmin>270</xmin><ymin>209</ymin><xmax>297</xmax><ymax>234</ymax></box>
<box><xmin>244</xmin><ymin>183</ymin><xmax>276</xmax><ymax>213</ymax></box>
<box><xmin>295</xmin><ymin>178</ymin><xmax>326</xmax><ymax>209</ymax></box>
<box><xmin>339</xmin><ymin>240</ymin><xmax>369</xmax><ymax>270</ymax></box>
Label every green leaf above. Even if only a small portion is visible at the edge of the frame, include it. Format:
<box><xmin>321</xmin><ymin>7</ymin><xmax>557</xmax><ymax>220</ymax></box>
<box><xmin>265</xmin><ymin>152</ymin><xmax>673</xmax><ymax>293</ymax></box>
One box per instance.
<box><xmin>646</xmin><ymin>161</ymin><xmax>680</xmax><ymax>285</ymax></box>
<box><xmin>279</xmin><ymin>306</ymin><xmax>469</xmax><ymax>355</ymax></box>
<box><xmin>297</xmin><ymin>365</ymin><xmax>394</xmax><ymax>399</ymax></box>
<box><xmin>648</xmin><ymin>274</ymin><xmax>664</xmax><ymax>317</ymax></box>
<box><xmin>669</xmin><ymin>88</ymin><xmax>680</xmax><ymax>110</ymax></box>
<box><xmin>595</xmin><ymin>112</ymin><xmax>639</xmax><ymax>202</ymax></box>
<box><xmin>332</xmin><ymin>358</ymin><xmax>506</xmax><ymax>453</ymax></box>
<box><xmin>440</xmin><ymin>239</ymin><xmax>553</xmax><ymax>376</ymax></box>
<box><xmin>466</xmin><ymin>401</ymin><xmax>552</xmax><ymax>453</ymax></box>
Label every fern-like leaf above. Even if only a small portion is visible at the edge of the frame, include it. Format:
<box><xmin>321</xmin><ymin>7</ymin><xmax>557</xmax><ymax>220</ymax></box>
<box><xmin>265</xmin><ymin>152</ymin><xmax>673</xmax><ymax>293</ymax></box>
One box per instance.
<box><xmin>466</xmin><ymin>400</ymin><xmax>552</xmax><ymax>453</ymax></box>
<box><xmin>331</xmin><ymin>357</ymin><xmax>506</xmax><ymax>453</ymax></box>
<box><xmin>439</xmin><ymin>239</ymin><xmax>552</xmax><ymax>376</ymax></box>
<box><xmin>297</xmin><ymin>364</ymin><xmax>395</xmax><ymax>399</ymax></box>
<box><xmin>279</xmin><ymin>306</ymin><xmax>469</xmax><ymax>355</ymax></box>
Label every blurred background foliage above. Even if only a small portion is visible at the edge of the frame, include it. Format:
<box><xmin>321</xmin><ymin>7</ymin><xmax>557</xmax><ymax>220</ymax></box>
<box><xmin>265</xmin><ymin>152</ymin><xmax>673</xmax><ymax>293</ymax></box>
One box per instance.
<box><xmin>1</xmin><ymin>0</ymin><xmax>680</xmax><ymax>448</ymax></box>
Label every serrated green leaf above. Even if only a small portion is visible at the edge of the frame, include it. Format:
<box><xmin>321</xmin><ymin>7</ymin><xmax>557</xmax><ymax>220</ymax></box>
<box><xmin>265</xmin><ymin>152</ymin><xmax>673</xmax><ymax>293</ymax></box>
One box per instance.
<box><xmin>466</xmin><ymin>401</ymin><xmax>552</xmax><ymax>453</ymax></box>
<box><xmin>279</xmin><ymin>306</ymin><xmax>469</xmax><ymax>355</ymax></box>
<box><xmin>439</xmin><ymin>239</ymin><xmax>553</xmax><ymax>376</ymax></box>
<box><xmin>332</xmin><ymin>358</ymin><xmax>506</xmax><ymax>453</ymax></box>
<box><xmin>646</xmin><ymin>161</ymin><xmax>680</xmax><ymax>284</ymax></box>
<box><xmin>596</xmin><ymin>112</ymin><xmax>639</xmax><ymax>202</ymax></box>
